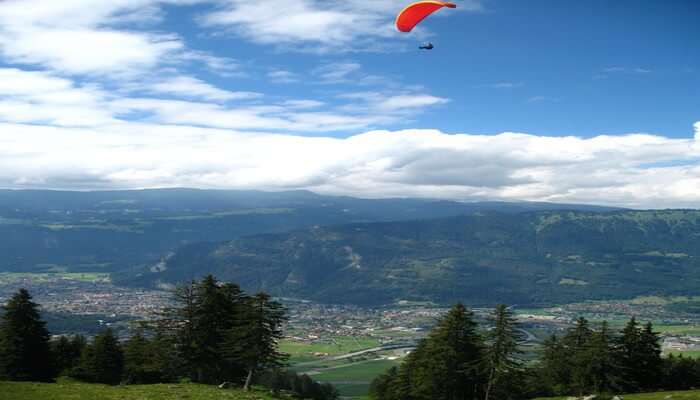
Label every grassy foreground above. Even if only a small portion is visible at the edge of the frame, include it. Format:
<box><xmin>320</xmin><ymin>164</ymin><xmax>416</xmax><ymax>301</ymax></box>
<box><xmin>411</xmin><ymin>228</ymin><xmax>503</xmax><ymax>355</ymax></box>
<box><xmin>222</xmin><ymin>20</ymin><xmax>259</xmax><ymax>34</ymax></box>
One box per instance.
<box><xmin>534</xmin><ymin>390</ymin><xmax>700</xmax><ymax>399</ymax></box>
<box><xmin>0</xmin><ymin>379</ymin><xmax>276</xmax><ymax>400</ymax></box>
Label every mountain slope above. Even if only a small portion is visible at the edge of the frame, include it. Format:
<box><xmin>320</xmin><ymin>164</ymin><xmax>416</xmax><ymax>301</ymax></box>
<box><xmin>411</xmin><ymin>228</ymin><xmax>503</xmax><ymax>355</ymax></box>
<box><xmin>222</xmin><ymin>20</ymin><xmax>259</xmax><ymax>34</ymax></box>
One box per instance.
<box><xmin>139</xmin><ymin>210</ymin><xmax>700</xmax><ymax>306</ymax></box>
<box><xmin>0</xmin><ymin>189</ymin><xmax>618</xmax><ymax>273</ymax></box>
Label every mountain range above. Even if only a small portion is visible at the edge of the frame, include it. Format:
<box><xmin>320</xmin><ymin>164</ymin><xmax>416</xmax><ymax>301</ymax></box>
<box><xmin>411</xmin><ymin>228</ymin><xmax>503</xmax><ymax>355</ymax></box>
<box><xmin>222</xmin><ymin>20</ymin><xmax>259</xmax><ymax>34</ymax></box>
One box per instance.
<box><xmin>0</xmin><ymin>188</ymin><xmax>616</xmax><ymax>274</ymax></box>
<box><xmin>129</xmin><ymin>208</ymin><xmax>700</xmax><ymax>306</ymax></box>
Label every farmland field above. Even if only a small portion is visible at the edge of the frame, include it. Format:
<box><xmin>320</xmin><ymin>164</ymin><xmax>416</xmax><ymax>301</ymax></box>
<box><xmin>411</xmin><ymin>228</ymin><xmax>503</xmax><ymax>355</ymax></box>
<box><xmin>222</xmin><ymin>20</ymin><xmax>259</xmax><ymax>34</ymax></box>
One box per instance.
<box><xmin>280</xmin><ymin>336</ymin><xmax>381</xmax><ymax>363</ymax></box>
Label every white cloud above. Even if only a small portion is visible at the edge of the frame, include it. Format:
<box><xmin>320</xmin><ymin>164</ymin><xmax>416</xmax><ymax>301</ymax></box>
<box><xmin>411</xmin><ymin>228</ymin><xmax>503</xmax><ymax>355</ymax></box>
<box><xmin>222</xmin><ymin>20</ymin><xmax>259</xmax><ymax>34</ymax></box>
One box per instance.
<box><xmin>375</xmin><ymin>94</ymin><xmax>449</xmax><ymax>111</ymax></box>
<box><xmin>268</xmin><ymin>69</ymin><xmax>300</xmax><ymax>84</ymax></box>
<box><xmin>1</xmin><ymin>122</ymin><xmax>699</xmax><ymax>208</ymax></box>
<box><xmin>0</xmin><ymin>0</ymin><xmax>204</xmax><ymax>76</ymax></box>
<box><xmin>0</xmin><ymin>28</ymin><xmax>182</xmax><ymax>76</ymax></box>
<box><xmin>109</xmin><ymin>97</ymin><xmax>396</xmax><ymax>132</ymax></box>
<box><xmin>338</xmin><ymin>91</ymin><xmax>449</xmax><ymax>114</ymax></box>
<box><xmin>489</xmin><ymin>82</ymin><xmax>524</xmax><ymax>89</ymax></box>
<box><xmin>280</xmin><ymin>100</ymin><xmax>325</xmax><ymax>109</ymax></box>
<box><xmin>0</xmin><ymin>63</ymin><xmax>448</xmax><ymax>133</ymax></box>
<box><xmin>177</xmin><ymin>51</ymin><xmax>243</xmax><ymax>77</ymax></box>
<box><xmin>146</xmin><ymin>76</ymin><xmax>261</xmax><ymax>101</ymax></box>
<box><xmin>0</xmin><ymin>68</ymin><xmax>116</xmax><ymax>126</ymax></box>
<box><xmin>603</xmin><ymin>67</ymin><xmax>652</xmax><ymax>74</ymax></box>
<box><xmin>201</xmin><ymin>0</ymin><xmax>482</xmax><ymax>51</ymax></box>
<box><xmin>314</xmin><ymin>62</ymin><xmax>362</xmax><ymax>83</ymax></box>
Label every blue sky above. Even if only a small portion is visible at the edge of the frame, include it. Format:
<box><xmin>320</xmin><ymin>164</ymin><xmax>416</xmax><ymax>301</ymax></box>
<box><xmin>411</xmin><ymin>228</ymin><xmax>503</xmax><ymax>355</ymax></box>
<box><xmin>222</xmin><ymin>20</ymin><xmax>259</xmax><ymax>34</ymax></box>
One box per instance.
<box><xmin>0</xmin><ymin>0</ymin><xmax>698</xmax><ymax>207</ymax></box>
<box><xmin>151</xmin><ymin>0</ymin><xmax>700</xmax><ymax>138</ymax></box>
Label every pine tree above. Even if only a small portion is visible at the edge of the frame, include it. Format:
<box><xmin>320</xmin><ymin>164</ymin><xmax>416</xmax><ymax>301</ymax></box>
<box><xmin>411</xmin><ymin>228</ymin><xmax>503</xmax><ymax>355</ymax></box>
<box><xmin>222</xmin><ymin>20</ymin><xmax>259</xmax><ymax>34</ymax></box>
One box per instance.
<box><xmin>565</xmin><ymin>317</ymin><xmax>593</xmax><ymax>396</ymax></box>
<box><xmin>637</xmin><ymin>321</ymin><xmax>662</xmax><ymax>390</ymax></box>
<box><xmin>192</xmin><ymin>276</ymin><xmax>243</xmax><ymax>383</ymax></box>
<box><xmin>51</xmin><ymin>335</ymin><xmax>85</xmax><ymax>376</ymax></box>
<box><xmin>663</xmin><ymin>354</ymin><xmax>700</xmax><ymax>390</ymax></box>
<box><xmin>585</xmin><ymin>321</ymin><xmax>621</xmax><ymax>394</ymax></box>
<box><xmin>370</xmin><ymin>366</ymin><xmax>399</xmax><ymax>400</ymax></box>
<box><xmin>123</xmin><ymin>328</ymin><xmax>163</xmax><ymax>384</ymax></box>
<box><xmin>535</xmin><ymin>334</ymin><xmax>570</xmax><ymax>396</ymax></box>
<box><xmin>0</xmin><ymin>288</ymin><xmax>54</xmax><ymax>381</ymax></box>
<box><xmin>76</xmin><ymin>328</ymin><xmax>124</xmax><ymax>385</ymax></box>
<box><xmin>407</xmin><ymin>303</ymin><xmax>485</xmax><ymax>400</ymax></box>
<box><xmin>224</xmin><ymin>292</ymin><xmax>288</xmax><ymax>390</ymax></box>
<box><xmin>166</xmin><ymin>276</ymin><xmax>247</xmax><ymax>383</ymax></box>
<box><xmin>617</xmin><ymin>317</ymin><xmax>642</xmax><ymax>391</ymax></box>
<box><xmin>169</xmin><ymin>280</ymin><xmax>198</xmax><ymax>381</ymax></box>
<box><xmin>483</xmin><ymin>304</ymin><xmax>523</xmax><ymax>400</ymax></box>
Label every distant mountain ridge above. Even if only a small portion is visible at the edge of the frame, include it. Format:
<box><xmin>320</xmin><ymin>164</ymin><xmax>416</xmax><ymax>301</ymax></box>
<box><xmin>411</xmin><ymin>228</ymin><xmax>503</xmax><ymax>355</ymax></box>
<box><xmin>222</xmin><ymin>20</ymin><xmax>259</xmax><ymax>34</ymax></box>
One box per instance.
<box><xmin>132</xmin><ymin>209</ymin><xmax>700</xmax><ymax>306</ymax></box>
<box><xmin>0</xmin><ymin>188</ymin><xmax>619</xmax><ymax>273</ymax></box>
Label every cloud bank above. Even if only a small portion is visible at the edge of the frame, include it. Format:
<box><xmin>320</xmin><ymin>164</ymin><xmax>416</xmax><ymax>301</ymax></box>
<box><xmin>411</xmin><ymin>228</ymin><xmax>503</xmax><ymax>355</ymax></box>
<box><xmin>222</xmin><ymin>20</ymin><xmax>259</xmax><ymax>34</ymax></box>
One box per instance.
<box><xmin>1</xmin><ymin>123</ymin><xmax>699</xmax><ymax>209</ymax></box>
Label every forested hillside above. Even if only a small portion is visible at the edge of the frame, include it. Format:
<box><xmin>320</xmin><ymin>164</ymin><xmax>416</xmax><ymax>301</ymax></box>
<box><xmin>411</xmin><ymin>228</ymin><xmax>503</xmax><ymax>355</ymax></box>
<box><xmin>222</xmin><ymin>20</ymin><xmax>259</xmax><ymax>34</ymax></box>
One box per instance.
<box><xmin>138</xmin><ymin>210</ymin><xmax>700</xmax><ymax>306</ymax></box>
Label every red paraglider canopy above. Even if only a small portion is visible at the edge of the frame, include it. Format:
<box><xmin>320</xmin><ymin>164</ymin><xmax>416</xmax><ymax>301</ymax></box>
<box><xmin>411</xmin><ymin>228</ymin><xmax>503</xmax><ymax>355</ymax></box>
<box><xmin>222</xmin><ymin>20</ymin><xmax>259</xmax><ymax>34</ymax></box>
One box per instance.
<box><xmin>395</xmin><ymin>1</ymin><xmax>457</xmax><ymax>33</ymax></box>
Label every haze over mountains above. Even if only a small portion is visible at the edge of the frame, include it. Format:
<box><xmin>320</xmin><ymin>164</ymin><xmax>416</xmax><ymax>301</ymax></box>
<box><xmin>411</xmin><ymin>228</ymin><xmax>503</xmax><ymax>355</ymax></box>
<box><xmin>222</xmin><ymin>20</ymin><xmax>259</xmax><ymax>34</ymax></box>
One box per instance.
<box><xmin>0</xmin><ymin>188</ymin><xmax>616</xmax><ymax>273</ymax></box>
<box><xmin>4</xmin><ymin>189</ymin><xmax>700</xmax><ymax>307</ymax></box>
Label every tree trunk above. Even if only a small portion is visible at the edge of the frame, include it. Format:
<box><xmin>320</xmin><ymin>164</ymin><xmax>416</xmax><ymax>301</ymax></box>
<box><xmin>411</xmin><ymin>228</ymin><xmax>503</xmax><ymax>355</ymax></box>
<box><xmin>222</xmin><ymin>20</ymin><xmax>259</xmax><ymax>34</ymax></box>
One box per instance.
<box><xmin>485</xmin><ymin>367</ymin><xmax>495</xmax><ymax>400</ymax></box>
<box><xmin>243</xmin><ymin>368</ymin><xmax>254</xmax><ymax>391</ymax></box>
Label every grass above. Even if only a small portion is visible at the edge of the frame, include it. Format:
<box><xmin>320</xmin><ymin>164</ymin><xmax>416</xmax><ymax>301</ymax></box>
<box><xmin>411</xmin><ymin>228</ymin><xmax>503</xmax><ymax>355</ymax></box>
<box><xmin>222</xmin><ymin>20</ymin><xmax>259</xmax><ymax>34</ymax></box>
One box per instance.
<box><xmin>533</xmin><ymin>390</ymin><xmax>700</xmax><ymax>399</ymax></box>
<box><xmin>665</xmin><ymin>350</ymin><xmax>700</xmax><ymax>358</ymax></box>
<box><xmin>311</xmin><ymin>359</ymin><xmax>399</xmax><ymax>382</ymax></box>
<box><xmin>309</xmin><ymin>358</ymin><xmax>400</xmax><ymax>398</ymax></box>
<box><xmin>0</xmin><ymin>380</ymin><xmax>276</xmax><ymax>400</ymax></box>
<box><xmin>280</xmin><ymin>336</ymin><xmax>381</xmax><ymax>363</ymax></box>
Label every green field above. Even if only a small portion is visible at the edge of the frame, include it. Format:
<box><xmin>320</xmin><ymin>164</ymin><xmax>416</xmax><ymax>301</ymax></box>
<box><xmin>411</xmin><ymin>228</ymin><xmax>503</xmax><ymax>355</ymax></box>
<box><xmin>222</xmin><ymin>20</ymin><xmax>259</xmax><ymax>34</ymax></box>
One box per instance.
<box><xmin>665</xmin><ymin>350</ymin><xmax>700</xmax><ymax>358</ymax></box>
<box><xmin>0</xmin><ymin>272</ymin><xmax>110</xmax><ymax>284</ymax></box>
<box><xmin>312</xmin><ymin>359</ymin><xmax>399</xmax><ymax>382</ymax></box>
<box><xmin>655</xmin><ymin>324</ymin><xmax>700</xmax><ymax>335</ymax></box>
<box><xmin>280</xmin><ymin>336</ymin><xmax>381</xmax><ymax>363</ymax></box>
<box><xmin>534</xmin><ymin>390</ymin><xmax>700</xmax><ymax>399</ymax></box>
<box><xmin>308</xmin><ymin>359</ymin><xmax>400</xmax><ymax>398</ymax></box>
<box><xmin>0</xmin><ymin>380</ymin><xmax>275</xmax><ymax>400</ymax></box>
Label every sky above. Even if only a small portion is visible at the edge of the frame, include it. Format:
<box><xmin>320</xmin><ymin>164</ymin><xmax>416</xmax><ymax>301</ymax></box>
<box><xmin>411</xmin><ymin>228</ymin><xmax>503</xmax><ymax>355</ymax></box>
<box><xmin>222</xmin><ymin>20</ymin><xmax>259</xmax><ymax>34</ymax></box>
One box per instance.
<box><xmin>0</xmin><ymin>0</ymin><xmax>698</xmax><ymax>208</ymax></box>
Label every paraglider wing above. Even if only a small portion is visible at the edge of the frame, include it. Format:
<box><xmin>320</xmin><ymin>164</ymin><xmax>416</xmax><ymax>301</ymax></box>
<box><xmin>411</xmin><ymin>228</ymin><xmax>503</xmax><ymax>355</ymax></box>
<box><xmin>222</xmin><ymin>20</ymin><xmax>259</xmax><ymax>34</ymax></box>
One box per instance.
<box><xmin>395</xmin><ymin>1</ymin><xmax>457</xmax><ymax>33</ymax></box>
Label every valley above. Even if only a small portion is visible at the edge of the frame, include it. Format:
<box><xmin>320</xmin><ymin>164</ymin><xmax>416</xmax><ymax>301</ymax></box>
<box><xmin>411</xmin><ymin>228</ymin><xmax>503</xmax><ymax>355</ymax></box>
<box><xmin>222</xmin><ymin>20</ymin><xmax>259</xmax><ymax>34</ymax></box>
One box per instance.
<box><xmin>4</xmin><ymin>272</ymin><xmax>700</xmax><ymax>398</ymax></box>
<box><xmin>2</xmin><ymin>190</ymin><xmax>700</xmax><ymax>398</ymax></box>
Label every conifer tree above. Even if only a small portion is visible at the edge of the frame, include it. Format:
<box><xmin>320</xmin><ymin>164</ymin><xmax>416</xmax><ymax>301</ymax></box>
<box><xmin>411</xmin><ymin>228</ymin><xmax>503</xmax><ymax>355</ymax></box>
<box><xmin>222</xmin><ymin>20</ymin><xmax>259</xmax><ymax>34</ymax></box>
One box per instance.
<box><xmin>637</xmin><ymin>321</ymin><xmax>662</xmax><ymax>390</ymax></box>
<box><xmin>191</xmin><ymin>276</ymin><xmax>245</xmax><ymax>383</ymax></box>
<box><xmin>407</xmin><ymin>303</ymin><xmax>485</xmax><ymax>400</ymax></box>
<box><xmin>370</xmin><ymin>366</ymin><xmax>398</xmax><ymax>400</ymax></box>
<box><xmin>585</xmin><ymin>321</ymin><xmax>621</xmax><ymax>394</ymax></box>
<box><xmin>123</xmin><ymin>328</ymin><xmax>164</xmax><ymax>384</ymax></box>
<box><xmin>51</xmin><ymin>335</ymin><xmax>85</xmax><ymax>376</ymax></box>
<box><xmin>224</xmin><ymin>292</ymin><xmax>288</xmax><ymax>390</ymax></box>
<box><xmin>663</xmin><ymin>354</ymin><xmax>700</xmax><ymax>390</ymax></box>
<box><xmin>565</xmin><ymin>317</ymin><xmax>593</xmax><ymax>397</ymax></box>
<box><xmin>0</xmin><ymin>288</ymin><xmax>54</xmax><ymax>381</ymax></box>
<box><xmin>483</xmin><ymin>304</ymin><xmax>523</xmax><ymax>400</ymax></box>
<box><xmin>617</xmin><ymin>317</ymin><xmax>642</xmax><ymax>391</ymax></box>
<box><xmin>536</xmin><ymin>334</ymin><xmax>570</xmax><ymax>396</ymax></box>
<box><xmin>76</xmin><ymin>328</ymin><xmax>124</xmax><ymax>385</ymax></box>
<box><xmin>167</xmin><ymin>276</ymin><xmax>246</xmax><ymax>383</ymax></box>
<box><xmin>169</xmin><ymin>280</ymin><xmax>198</xmax><ymax>380</ymax></box>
